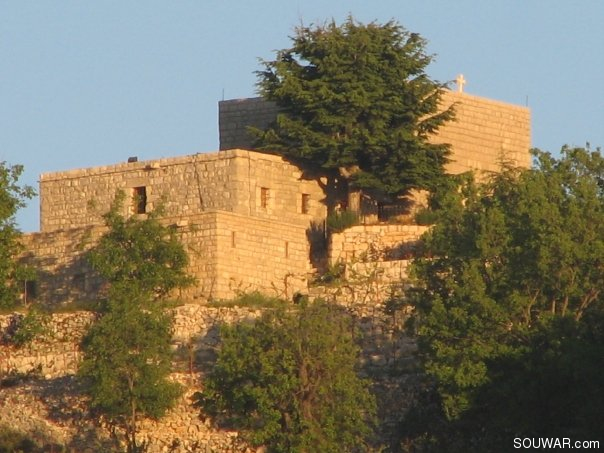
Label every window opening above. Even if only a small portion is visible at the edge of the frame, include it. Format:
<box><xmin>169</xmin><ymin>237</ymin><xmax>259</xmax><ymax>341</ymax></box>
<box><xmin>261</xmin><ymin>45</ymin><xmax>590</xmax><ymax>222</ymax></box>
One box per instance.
<box><xmin>133</xmin><ymin>186</ymin><xmax>147</xmax><ymax>214</ymax></box>
<box><xmin>260</xmin><ymin>187</ymin><xmax>270</xmax><ymax>209</ymax></box>
<box><xmin>24</xmin><ymin>280</ymin><xmax>37</xmax><ymax>303</ymax></box>
<box><xmin>73</xmin><ymin>273</ymin><xmax>87</xmax><ymax>292</ymax></box>
<box><xmin>301</xmin><ymin>193</ymin><xmax>311</xmax><ymax>214</ymax></box>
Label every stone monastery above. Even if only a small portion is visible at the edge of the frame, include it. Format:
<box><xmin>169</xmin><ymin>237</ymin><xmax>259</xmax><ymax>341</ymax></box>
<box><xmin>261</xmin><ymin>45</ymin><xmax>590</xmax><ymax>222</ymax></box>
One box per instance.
<box><xmin>21</xmin><ymin>90</ymin><xmax>531</xmax><ymax>306</ymax></box>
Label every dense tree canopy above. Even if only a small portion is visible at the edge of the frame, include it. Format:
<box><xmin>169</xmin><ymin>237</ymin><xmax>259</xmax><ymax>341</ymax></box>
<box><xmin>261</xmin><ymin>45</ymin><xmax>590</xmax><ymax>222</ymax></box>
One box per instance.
<box><xmin>404</xmin><ymin>147</ymin><xmax>604</xmax><ymax>449</ymax></box>
<box><xmin>254</xmin><ymin>17</ymin><xmax>453</xmax><ymax>200</ymax></box>
<box><xmin>0</xmin><ymin>162</ymin><xmax>35</xmax><ymax>308</ymax></box>
<box><xmin>195</xmin><ymin>300</ymin><xmax>376</xmax><ymax>453</ymax></box>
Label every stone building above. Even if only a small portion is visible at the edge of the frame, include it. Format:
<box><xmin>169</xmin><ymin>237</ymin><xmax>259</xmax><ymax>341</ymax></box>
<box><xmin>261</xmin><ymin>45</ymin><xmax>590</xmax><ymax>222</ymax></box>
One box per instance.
<box><xmin>20</xmin><ymin>90</ymin><xmax>531</xmax><ymax>306</ymax></box>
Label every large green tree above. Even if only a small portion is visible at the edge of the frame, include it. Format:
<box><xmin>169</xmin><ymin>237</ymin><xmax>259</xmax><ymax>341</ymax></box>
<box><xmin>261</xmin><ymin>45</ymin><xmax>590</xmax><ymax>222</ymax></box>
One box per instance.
<box><xmin>403</xmin><ymin>147</ymin><xmax>604</xmax><ymax>450</ymax></box>
<box><xmin>195</xmin><ymin>300</ymin><xmax>376</xmax><ymax>453</ymax></box>
<box><xmin>80</xmin><ymin>194</ymin><xmax>193</xmax><ymax>452</ymax></box>
<box><xmin>254</xmin><ymin>17</ymin><xmax>453</xmax><ymax>206</ymax></box>
<box><xmin>0</xmin><ymin>162</ymin><xmax>35</xmax><ymax>309</ymax></box>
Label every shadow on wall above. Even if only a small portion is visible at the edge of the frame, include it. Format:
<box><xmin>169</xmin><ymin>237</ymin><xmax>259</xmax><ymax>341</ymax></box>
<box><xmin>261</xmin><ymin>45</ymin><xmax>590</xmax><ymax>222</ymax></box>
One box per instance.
<box><xmin>306</xmin><ymin>221</ymin><xmax>327</xmax><ymax>274</ymax></box>
<box><xmin>18</xmin><ymin>228</ymin><xmax>106</xmax><ymax>308</ymax></box>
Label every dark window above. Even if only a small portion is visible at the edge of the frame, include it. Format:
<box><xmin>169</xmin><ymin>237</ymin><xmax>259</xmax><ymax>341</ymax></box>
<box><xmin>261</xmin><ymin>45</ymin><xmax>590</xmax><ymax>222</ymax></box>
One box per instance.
<box><xmin>260</xmin><ymin>187</ymin><xmax>270</xmax><ymax>209</ymax></box>
<box><xmin>133</xmin><ymin>186</ymin><xmax>147</xmax><ymax>214</ymax></box>
<box><xmin>301</xmin><ymin>194</ymin><xmax>311</xmax><ymax>214</ymax></box>
<box><xmin>24</xmin><ymin>280</ymin><xmax>37</xmax><ymax>302</ymax></box>
<box><xmin>73</xmin><ymin>273</ymin><xmax>87</xmax><ymax>292</ymax></box>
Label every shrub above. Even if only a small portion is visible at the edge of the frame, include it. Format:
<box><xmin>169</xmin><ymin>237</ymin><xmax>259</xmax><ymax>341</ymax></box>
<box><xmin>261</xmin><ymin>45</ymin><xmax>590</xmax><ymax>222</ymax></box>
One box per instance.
<box><xmin>326</xmin><ymin>211</ymin><xmax>359</xmax><ymax>232</ymax></box>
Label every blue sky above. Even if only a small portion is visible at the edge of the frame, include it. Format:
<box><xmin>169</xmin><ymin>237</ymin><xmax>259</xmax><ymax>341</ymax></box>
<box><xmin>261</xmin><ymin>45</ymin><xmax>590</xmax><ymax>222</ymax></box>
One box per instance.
<box><xmin>2</xmin><ymin>1</ymin><xmax>603</xmax><ymax>232</ymax></box>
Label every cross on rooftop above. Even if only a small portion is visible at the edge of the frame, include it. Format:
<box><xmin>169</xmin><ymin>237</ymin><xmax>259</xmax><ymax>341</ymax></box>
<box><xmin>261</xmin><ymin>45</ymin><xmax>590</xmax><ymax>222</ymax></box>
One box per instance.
<box><xmin>456</xmin><ymin>74</ymin><xmax>466</xmax><ymax>93</ymax></box>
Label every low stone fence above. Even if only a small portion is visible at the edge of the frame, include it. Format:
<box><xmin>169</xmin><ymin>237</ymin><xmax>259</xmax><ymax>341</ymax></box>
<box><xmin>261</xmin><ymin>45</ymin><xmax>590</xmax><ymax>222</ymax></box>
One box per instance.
<box><xmin>328</xmin><ymin>224</ymin><xmax>429</xmax><ymax>264</ymax></box>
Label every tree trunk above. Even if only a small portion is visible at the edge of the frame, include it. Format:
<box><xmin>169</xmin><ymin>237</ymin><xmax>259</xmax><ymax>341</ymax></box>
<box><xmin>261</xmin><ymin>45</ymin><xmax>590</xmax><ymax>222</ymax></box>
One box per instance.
<box><xmin>127</xmin><ymin>376</ymin><xmax>138</xmax><ymax>453</ymax></box>
<box><xmin>347</xmin><ymin>189</ymin><xmax>361</xmax><ymax>214</ymax></box>
<box><xmin>339</xmin><ymin>165</ymin><xmax>361</xmax><ymax>214</ymax></box>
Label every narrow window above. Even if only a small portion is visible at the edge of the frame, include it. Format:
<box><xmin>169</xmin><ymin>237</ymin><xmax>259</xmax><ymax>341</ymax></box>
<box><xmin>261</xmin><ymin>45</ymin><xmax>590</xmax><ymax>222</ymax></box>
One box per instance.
<box><xmin>24</xmin><ymin>280</ymin><xmax>37</xmax><ymax>302</ymax></box>
<box><xmin>260</xmin><ymin>187</ymin><xmax>270</xmax><ymax>209</ymax></box>
<box><xmin>73</xmin><ymin>273</ymin><xmax>87</xmax><ymax>292</ymax></box>
<box><xmin>133</xmin><ymin>186</ymin><xmax>147</xmax><ymax>214</ymax></box>
<box><xmin>231</xmin><ymin>231</ymin><xmax>236</xmax><ymax>248</ymax></box>
<box><xmin>301</xmin><ymin>193</ymin><xmax>311</xmax><ymax>214</ymax></box>
<box><xmin>285</xmin><ymin>241</ymin><xmax>289</xmax><ymax>258</ymax></box>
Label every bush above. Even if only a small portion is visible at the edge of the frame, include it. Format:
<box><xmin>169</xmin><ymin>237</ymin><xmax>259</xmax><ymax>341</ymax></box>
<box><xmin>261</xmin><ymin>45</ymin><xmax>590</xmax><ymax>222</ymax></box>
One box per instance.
<box><xmin>4</xmin><ymin>308</ymin><xmax>50</xmax><ymax>348</ymax></box>
<box><xmin>195</xmin><ymin>300</ymin><xmax>376</xmax><ymax>452</ymax></box>
<box><xmin>414</xmin><ymin>208</ymin><xmax>439</xmax><ymax>225</ymax></box>
<box><xmin>326</xmin><ymin>211</ymin><xmax>359</xmax><ymax>232</ymax></box>
<box><xmin>312</xmin><ymin>261</ymin><xmax>346</xmax><ymax>286</ymax></box>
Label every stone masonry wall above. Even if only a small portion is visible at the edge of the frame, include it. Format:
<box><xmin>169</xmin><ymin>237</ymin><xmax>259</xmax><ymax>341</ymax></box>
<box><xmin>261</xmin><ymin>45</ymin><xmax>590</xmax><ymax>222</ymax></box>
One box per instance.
<box><xmin>213</xmin><ymin>211</ymin><xmax>311</xmax><ymax>300</ymax></box>
<box><xmin>39</xmin><ymin>149</ymin><xmax>327</xmax><ymax>233</ymax></box>
<box><xmin>40</xmin><ymin>151</ymin><xmax>238</xmax><ymax>233</ymax></box>
<box><xmin>218</xmin><ymin>91</ymin><xmax>531</xmax><ymax>177</ymax></box>
<box><xmin>20</xmin><ymin>213</ymin><xmax>219</xmax><ymax>306</ymax></box>
<box><xmin>435</xmin><ymin>90</ymin><xmax>531</xmax><ymax>175</ymax></box>
<box><xmin>329</xmin><ymin>224</ymin><xmax>430</xmax><ymax>264</ymax></box>
<box><xmin>0</xmin><ymin>301</ymin><xmax>416</xmax><ymax>451</ymax></box>
<box><xmin>219</xmin><ymin>97</ymin><xmax>278</xmax><ymax>151</ymax></box>
<box><xmin>20</xmin><ymin>209</ymin><xmax>315</xmax><ymax>306</ymax></box>
<box><xmin>229</xmin><ymin>150</ymin><xmax>328</xmax><ymax>225</ymax></box>
<box><xmin>0</xmin><ymin>305</ymin><xmax>264</xmax><ymax>452</ymax></box>
<box><xmin>19</xmin><ymin>227</ymin><xmax>106</xmax><ymax>306</ymax></box>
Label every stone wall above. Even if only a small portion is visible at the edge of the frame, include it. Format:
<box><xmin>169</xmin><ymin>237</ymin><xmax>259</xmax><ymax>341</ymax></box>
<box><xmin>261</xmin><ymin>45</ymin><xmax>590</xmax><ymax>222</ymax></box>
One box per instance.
<box><xmin>20</xmin><ymin>208</ymin><xmax>317</xmax><ymax>306</ymax></box>
<box><xmin>39</xmin><ymin>149</ymin><xmax>328</xmax><ymax>233</ymax></box>
<box><xmin>435</xmin><ymin>91</ymin><xmax>532</xmax><ymax>175</ymax></box>
<box><xmin>219</xmin><ymin>97</ymin><xmax>278</xmax><ymax>151</ymax></box>
<box><xmin>328</xmin><ymin>224</ymin><xmax>429</xmax><ymax>264</ymax></box>
<box><xmin>20</xmin><ymin>213</ymin><xmax>218</xmax><ymax>306</ymax></box>
<box><xmin>19</xmin><ymin>227</ymin><xmax>106</xmax><ymax>306</ymax></box>
<box><xmin>25</xmin><ymin>148</ymin><xmax>338</xmax><ymax>306</ymax></box>
<box><xmin>0</xmin><ymin>311</ymin><xmax>96</xmax><ymax>377</ymax></box>
<box><xmin>0</xmin><ymin>302</ymin><xmax>417</xmax><ymax>452</ymax></box>
<box><xmin>40</xmin><ymin>151</ymin><xmax>237</xmax><ymax>233</ymax></box>
<box><xmin>218</xmin><ymin>91</ymin><xmax>531</xmax><ymax>177</ymax></box>
<box><xmin>0</xmin><ymin>305</ymin><xmax>263</xmax><ymax>452</ymax></box>
<box><xmin>213</xmin><ymin>211</ymin><xmax>311</xmax><ymax>299</ymax></box>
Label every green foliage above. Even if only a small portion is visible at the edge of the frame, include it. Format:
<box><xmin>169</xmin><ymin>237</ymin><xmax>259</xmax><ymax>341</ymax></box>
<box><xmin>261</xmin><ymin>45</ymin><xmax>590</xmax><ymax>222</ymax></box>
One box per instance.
<box><xmin>81</xmin><ymin>196</ymin><xmax>192</xmax><ymax>452</ymax></box>
<box><xmin>413</xmin><ymin>207</ymin><xmax>438</xmax><ymax>226</ymax></box>
<box><xmin>80</xmin><ymin>290</ymin><xmax>182</xmax><ymax>452</ymax></box>
<box><xmin>404</xmin><ymin>147</ymin><xmax>604</xmax><ymax>448</ymax></box>
<box><xmin>312</xmin><ymin>260</ymin><xmax>345</xmax><ymax>286</ymax></box>
<box><xmin>80</xmin><ymin>300</ymin><xmax>181</xmax><ymax>419</ymax></box>
<box><xmin>7</xmin><ymin>308</ymin><xmax>50</xmax><ymax>347</ymax></box>
<box><xmin>195</xmin><ymin>300</ymin><xmax>376</xmax><ymax>452</ymax></box>
<box><xmin>325</xmin><ymin>210</ymin><xmax>359</xmax><ymax>232</ymax></box>
<box><xmin>87</xmin><ymin>190</ymin><xmax>195</xmax><ymax>303</ymax></box>
<box><xmin>254</xmin><ymin>17</ymin><xmax>453</xmax><ymax>199</ymax></box>
<box><xmin>0</xmin><ymin>162</ymin><xmax>35</xmax><ymax>309</ymax></box>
